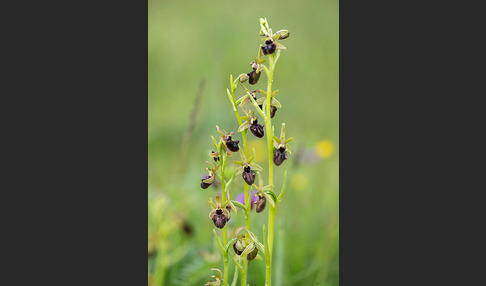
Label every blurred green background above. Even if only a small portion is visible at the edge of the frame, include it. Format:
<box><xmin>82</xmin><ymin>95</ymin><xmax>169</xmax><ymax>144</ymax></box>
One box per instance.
<box><xmin>148</xmin><ymin>0</ymin><xmax>338</xmax><ymax>285</ymax></box>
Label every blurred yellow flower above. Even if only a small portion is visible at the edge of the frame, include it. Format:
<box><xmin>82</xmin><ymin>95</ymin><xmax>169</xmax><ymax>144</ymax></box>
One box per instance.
<box><xmin>290</xmin><ymin>173</ymin><xmax>308</xmax><ymax>192</ymax></box>
<box><xmin>315</xmin><ymin>139</ymin><xmax>334</xmax><ymax>159</ymax></box>
<box><xmin>247</xmin><ymin>139</ymin><xmax>266</xmax><ymax>163</ymax></box>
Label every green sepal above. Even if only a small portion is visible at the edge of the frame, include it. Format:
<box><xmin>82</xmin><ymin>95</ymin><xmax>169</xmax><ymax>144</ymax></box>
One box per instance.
<box><xmin>234</xmin><ymin>226</ymin><xmax>247</xmax><ymax>237</ymax></box>
<box><xmin>271</xmin><ymin>97</ymin><xmax>282</xmax><ymax>108</ymax></box>
<box><xmin>275</xmin><ymin>41</ymin><xmax>287</xmax><ymax>50</ymax></box>
<box><xmin>285</xmin><ymin>137</ymin><xmax>294</xmax><ymax>143</ymax></box>
<box><xmin>236</xmin><ymin>95</ymin><xmax>248</xmax><ymax>106</ymax></box>
<box><xmin>211</xmin><ymin>135</ymin><xmax>218</xmax><ymax>147</ymax></box>
<box><xmin>240</xmin><ymin>242</ymin><xmax>255</xmax><ymax>258</ymax></box>
<box><xmin>208</xmin><ymin>199</ymin><xmax>217</xmax><ymax>209</ymax></box>
<box><xmin>254</xmin><ymin>241</ymin><xmax>266</xmax><ymax>256</ymax></box>
<box><xmin>238</xmin><ymin>121</ymin><xmax>251</xmax><ymax>132</ymax></box>
<box><xmin>249</xmin><ymin>162</ymin><xmax>263</xmax><ymax>172</ymax></box>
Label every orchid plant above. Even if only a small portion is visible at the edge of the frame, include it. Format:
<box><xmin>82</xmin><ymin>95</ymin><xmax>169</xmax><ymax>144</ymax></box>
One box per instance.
<box><xmin>200</xmin><ymin>18</ymin><xmax>293</xmax><ymax>286</ymax></box>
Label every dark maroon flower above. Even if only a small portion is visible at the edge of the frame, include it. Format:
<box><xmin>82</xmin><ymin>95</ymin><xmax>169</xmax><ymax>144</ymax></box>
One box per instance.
<box><xmin>256</xmin><ymin>194</ymin><xmax>266</xmax><ymax>213</ymax></box>
<box><xmin>273</xmin><ymin>146</ymin><xmax>288</xmax><ymax>166</ymax></box>
<box><xmin>249</xmin><ymin>118</ymin><xmax>264</xmax><ymax>138</ymax></box>
<box><xmin>224</xmin><ymin>135</ymin><xmax>240</xmax><ymax>152</ymax></box>
<box><xmin>242</xmin><ymin>166</ymin><xmax>256</xmax><ymax>185</ymax></box>
<box><xmin>211</xmin><ymin>151</ymin><xmax>219</xmax><ymax>162</ymax></box>
<box><xmin>210</xmin><ymin>208</ymin><xmax>230</xmax><ymax>229</ymax></box>
<box><xmin>270</xmin><ymin>105</ymin><xmax>277</xmax><ymax>118</ymax></box>
<box><xmin>248</xmin><ymin>70</ymin><xmax>261</xmax><ymax>85</ymax></box>
<box><xmin>247</xmin><ymin>62</ymin><xmax>261</xmax><ymax>85</ymax></box>
<box><xmin>200</xmin><ymin>173</ymin><xmax>214</xmax><ymax>189</ymax></box>
<box><xmin>262</xmin><ymin>39</ymin><xmax>277</xmax><ymax>55</ymax></box>
<box><xmin>233</xmin><ymin>242</ymin><xmax>243</xmax><ymax>255</ymax></box>
<box><xmin>247</xmin><ymin>247</ymin><xmax>258</xmax><ymax>261</ymax></box>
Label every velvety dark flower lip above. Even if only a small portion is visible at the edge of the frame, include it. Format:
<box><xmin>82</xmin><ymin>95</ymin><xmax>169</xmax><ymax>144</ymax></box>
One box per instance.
<box><xmin>249</xmin><ymin>117</ymin><xmax>264</xmax><ymax>138</ymax></box>
<box><xmin>273</xmin><ymin>146</ymin><xmax>288</xmax><ymax>166</ymax></box>
<box><xmin>256</xmin><ymin>194</ymin><xmax>267</xmax><ymax>213</ymax></box>
<box><xmin>208</xmin><ymin>196</ymin><xmax>231</xmax><ymax>229</ymax></box>
<box><xmin>224</xmin><ymin>135</ymin><xmax>240</xmax><ymax>152</ymax></box>
<box><xmin>242</xmin><ymin>167</ymin><xmax>256</xmax><ymax>185</ymax></box>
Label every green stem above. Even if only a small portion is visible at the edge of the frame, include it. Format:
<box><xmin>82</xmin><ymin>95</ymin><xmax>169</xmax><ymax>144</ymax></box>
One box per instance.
<box><xmin>241</xmin><ymin>256</ymin><xmax>248</xmax><ymax>286</ymax></box>
<box><xmin>264</xmin><ymin>52</ymin><xmax>277</xmax><ymax>286</ymax></box>
<box><xmin>230</xmin><ymin>82</ymin><xmax>250</xmax><ymax>286</ymax></box>
<box><xmin>221</xmin><ymin>154</ymin><xmax>229</xmax><ymax>286</ymax></box>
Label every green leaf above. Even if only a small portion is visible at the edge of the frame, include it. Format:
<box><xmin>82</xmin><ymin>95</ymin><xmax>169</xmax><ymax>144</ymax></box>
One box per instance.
<box><xmin>277</xmin><ymin>170</ymin><xmax>287</xmax><ymax>205</ymax></box>
<box><xmin>263</xmin><ymin>224</ymin><xmax>270</xmax><ymax>258</ymax></box>
<box><xmin>261</xmin><ymin>191</ymin><xmax>276</xmax><ymax>207</ymax></box>
<box><xmin>230</xmin><ymin>266</ymin><xmax>239</xmax><ymax>286</ymax></box>
<box><xmin>264</xmin><ymin>190</ymin><xmax>277</xmax><ymax>206</ymax></box>
<box><xmin>231</xmin><ymin>200</ymin><xmax>246</xmax><ymax>210</ymax></box>
<box><xmin>230</xmin><ymin>254</ymin><xmax>243</xmax><ymax>274</ymax></box>
<box><xmin>227</xmin><ymin>88</ymin><xmax>236</xmax><ymax>111</ymax></box>
<box><xmin>225</xmin><ymin>237</ymin><xmax>238</xmax><ymax>253</ymax></box>
<box><xmin>227</xmin><ymin>199</ymin><xmax>237</xmax><ymax>214</ymax></box>
<box><xmin>213</xmin><ymin>229</ymin><xmax>225</xmax><ymax>254</ymax></box>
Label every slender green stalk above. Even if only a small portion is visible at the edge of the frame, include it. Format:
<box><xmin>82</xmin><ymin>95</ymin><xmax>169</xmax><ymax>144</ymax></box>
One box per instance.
<box><xmin>221</xmin><ymin>153</ymin><xmax>229</xmax><ymax>286</ymax></box>
<box><xmin>230</xmin><ymin>83</ymin><xmax>251</xmax><ymax>286</ymax></box>
<box><xmin>264</xmin><ymin>52</ymin><xmax>277</xmax><ymax>286</ymax></box>
<box><xmin>241</xmin><ymin>257</ymin><xmax>248</xmax><ymax>286</ymax></box>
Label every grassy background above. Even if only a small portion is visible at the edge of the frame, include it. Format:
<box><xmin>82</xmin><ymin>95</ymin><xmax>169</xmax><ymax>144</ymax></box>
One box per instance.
<box><xmin>148</xmin><ymin>0</ymin><xmax>338</xmax><ymax>285</ymax></box>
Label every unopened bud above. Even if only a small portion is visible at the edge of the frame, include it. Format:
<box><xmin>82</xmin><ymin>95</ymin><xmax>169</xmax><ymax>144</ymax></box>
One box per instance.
<box><xmin>238</xmin><ymin>73</ymin><xmax>249</xmax><ymax>83</ymax></box>
<box><xmin>276</xmin><ymin>29</ymin><xmax>290</xmax><ymax>40</ymax></box>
